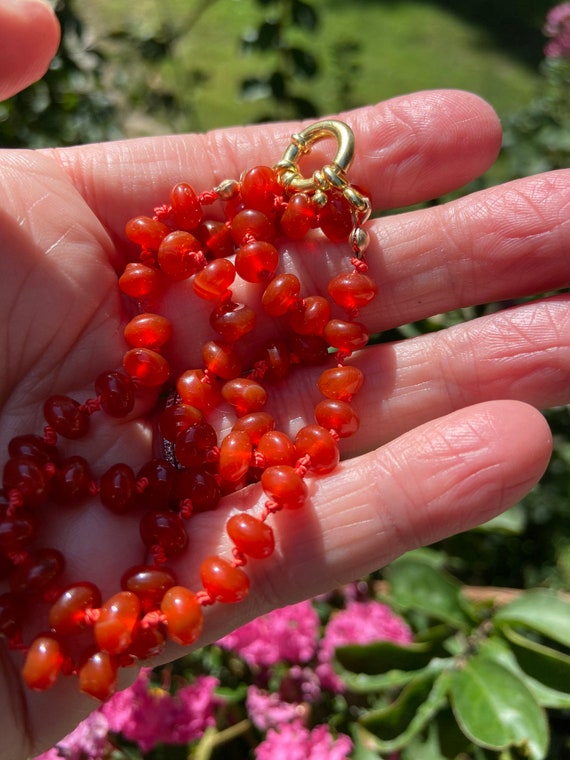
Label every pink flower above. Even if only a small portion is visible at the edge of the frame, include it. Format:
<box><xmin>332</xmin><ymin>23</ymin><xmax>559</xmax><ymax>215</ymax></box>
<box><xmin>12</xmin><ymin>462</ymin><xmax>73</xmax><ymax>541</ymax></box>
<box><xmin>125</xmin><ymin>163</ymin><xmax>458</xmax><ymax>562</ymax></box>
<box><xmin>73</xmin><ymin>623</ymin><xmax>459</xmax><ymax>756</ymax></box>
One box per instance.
<box><xmin>317</xmin><ymin>600</ymin><xmax>413</xmax><ymax>692</ymax></box>
<box><xmin>34</xmin><ymin>711</ymin><xmax>111</xmax><ymax>760</ymax></box>
<box><xmin>247</xmin><ymin>685</ymin><xmax>306</xmax><ymax>731</ymax></box>
<box><xmin>255</xmin><ymin>721</ymin><xmax>352</xmax><ymax>760</ymax></box>
<box><xmin>544</xmin><ymin>3</ymin><xmax>570</xmax><ymax>57</ymax></box>
<box><xmin>217</xmin><ymin>600</ymin><xmax>320</xmax><ymax>667</ymax></box>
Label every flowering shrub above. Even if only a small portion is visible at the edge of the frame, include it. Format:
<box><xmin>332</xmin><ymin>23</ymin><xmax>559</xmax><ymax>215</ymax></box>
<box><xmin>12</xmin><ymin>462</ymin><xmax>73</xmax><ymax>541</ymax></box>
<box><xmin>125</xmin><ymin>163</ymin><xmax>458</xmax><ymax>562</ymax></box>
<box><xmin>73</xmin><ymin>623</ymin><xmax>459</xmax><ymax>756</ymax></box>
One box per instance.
<box><xmin>544</xmin><ymin>2</ymin><xmax>570</xmax><ymax>58</ymax></box>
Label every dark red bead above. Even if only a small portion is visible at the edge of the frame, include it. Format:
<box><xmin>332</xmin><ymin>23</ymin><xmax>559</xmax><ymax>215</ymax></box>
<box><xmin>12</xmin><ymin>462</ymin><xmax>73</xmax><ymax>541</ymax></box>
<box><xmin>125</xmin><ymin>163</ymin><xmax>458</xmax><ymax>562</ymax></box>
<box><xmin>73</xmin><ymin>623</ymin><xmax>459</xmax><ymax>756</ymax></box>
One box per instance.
<box><xmin>136</xmin><ymin>459</ymin><xmax>177</xmax><ymax>511</ymax></box>
<box><xmin>0</xmin><ymin>591</ymin><xmax>27</xmax><ymax>638</ymax></box>
<box><xmin>318</xmin><ymin>191</ymin><xmax>353</xmax><ymax>243</ymax></box>
<box><xmin>121</xmin><ymin>564</ymin><xmax>177</xmax><ymax>611</ymax></box>
<box><xmin>175</xmin><ymin>469</ymin><xmax>221</xmax><ymax>513</ymax></box>
<box><xmin>95</xmin><ymin>371</ymin><xmax>135</xmax><ymax>418</ymax></box>
<box><xmin>3</xmin><ymin>456</ymin><xmax>49</xmax><ymax>508</ymax></box>
<box><xmin>44</xmin><ymin>395</ymin><xmax>89</xmax><ymax>439</ymax></box>
<box><xmin>288</xmin><ymin>333</ymin><xmax>329</xmax><ymax>365</ymax></box>
<box><xmin>139</xmin><ymin>511</ymin><xmax>188</xmax><ymax>557</ymax></box>
<box><xmin>51</xmin><ymin>456</ymin><xmax>92</xmax><ymax>505</ymax></box>
<box><xmin>49</xmin><ymin>582</ymin><xmax>102</xmax><ymax>637</ymax></box>
<box><xmin>100</xmin><ymin>463</ymin><xmax>137</xmax><ymax>514</ymax></box>
<box><xmin>175</xmin><ymin>422</ymin><xmax>218</xmax><ymax>469</ymax></box>
<box><xmin>196</xmin><ymin>219</ymin><xmax>235</xmax><ymax>259</ymax></box>
<box><xmin>0</xmin><ymin>507</ymin><xmax>37</xmax><ymax>553</ymax></box>
<box><xmin>8</xmin><ymin>435</ymin><xmax>59</xmax><ymax>465</ymax></box>
<box><xmin>209</xmin><ymin>301</ymin><xmax>256</xmax><ymax>342</ymax></box>
<box><xmin>280</xmin><ymin>192</ymin><xmax>317</xmax><ymax>238</ymax></box>
<box><xmin>10</xmin><ymin>548</ymin><xmax>66</xmax><ymax>595</ymax></box>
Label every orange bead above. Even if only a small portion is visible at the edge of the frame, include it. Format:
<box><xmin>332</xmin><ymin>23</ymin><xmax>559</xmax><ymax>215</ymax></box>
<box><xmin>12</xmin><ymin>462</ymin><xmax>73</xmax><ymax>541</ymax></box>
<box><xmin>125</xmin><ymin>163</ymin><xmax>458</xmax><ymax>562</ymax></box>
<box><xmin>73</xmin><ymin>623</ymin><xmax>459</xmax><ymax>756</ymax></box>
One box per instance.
<box><xmin>288</xmin><ymin>296</ymin><xmax>331</xmax><ymax>336</ymax></box>
<box><xmin>177</xmin><ymin>369</ymin><xmax>221</xmax><ymax>412</ymax></box>
<box><xmin>323</xmin><ymin>319</ymin><xmax>369</xmax><ymax>352</ymax></box>
<box><xmin>218</xmin><ymin>431</ymin><xmax>253</xmax><ymax>483</ymax></box>
<box><xmin>94</xmin><ymin>591</ymin><xmax>141</xmax><ymax>655</ymax></box>
<box><xmin>328</xmin><ymin>271</ymin><xmax>378</xmax><ymax>310</ymax></box>
<box><xmin>124</xmin><ymin>313</ymin><xmax>172</xmax><ymax>350</ymax></box>
<box><xmin>317</xmin><ymin>365</ymin><xmax>364</xmax><ymax>401</ymax></box>
<box><xmin>227</xmin><ymin>513</ymin><xmax>275</xmax><ymax>558</ymax></box>
<box><xmin>210</xmin><ymin>301</ymin><xmax>256</xmax><ymax>342</ymax></box>
<box><xmin>125</xmin><ymin>216</ymin><xmax>170</xmax><ymax>249</ymax></box>
<box><xmin>158</xmin><ymin>230</ymin><xmax>203</xmax><ymax>280</ymax></box>
<box><xmin>315</xmin><ymin>398</ymin><xmax>359</xmax><ymax>438</ymax></box>
<box><xmin>49</xmin><ymin>582</ymin><xmax>102</xmax><ymax>637</ymax></box>
<box><xmin>78</xmin><ymin>650</ymin><xmax>118</xmax><ymax>701</ymax></box>
<box><xmin>233</xmin><ymin>412</ymin><xmax>275</xmax><ymax>445</ymax></box>
<box><xmin>202</xmin><ymin>341</ymin><xmax>243</xmax><ymax>380</ymax></box>
<box><xmin>261</xmin><ymin>273</ymin><xmax>301</xmax><ymax>317</ymax></box>
<box><xmin>160</xmin><ymin>586</ymin><xmax>204</xmax><ymax>645</ymax></box>
<box><xmin>118</xmin><ymin>262</ymin><xmax>164</xmax><ymax>299</ymax></box>
<box><xmin>170</xmin><ymin>182</ymin><xmax>204</xmax><ymax>231</ymax></box>
<box><xmin>280</xmin><ymin>192</ymin><xmax>317</xmax><ymax>238</ymax></box>
<box><xmin>261</xmin><ymin>465</ymin><xmax>308</xmax><ymax>509</ymax></box>
<box><xmin>123</xmin><ymin>347</ymin><xmax>170</xmax><ymax>386</ymax></box>
<box><xmin>222</xmin><ymin>378</ymin><xmax>267</xmax><ymax>416</ymax></box>
<box><xmin>256</xmin><ymin>430</ymin><xmax>296</xmax><ymax>467</ymax></box>
<box><xmin>22</xmin><ymin>635</ymin><xmax>64</xmax><ymax>691</ymax></box>
<box><xmin>295</xmin><ymin>424</ymin><xmax>339</xmax><ymax>473</ymax></box>
<box><xmin>200</xmin><ymin>556</ymin><xmax>250</xmax><ymax>603</ymax></box>
<box><xmin>121</xmin><ymin>565</ymin><xmax>177</xmax><ymax>612</ymax></box>
<box><xmin>235</xmin><ymin>241</ymin><xmax>279</xmax><ymax>283</ymax></box>
<box><xmin>193</xmin><ymin>258</ymin><xmax>236</xmax><ymax>300</ymax></box>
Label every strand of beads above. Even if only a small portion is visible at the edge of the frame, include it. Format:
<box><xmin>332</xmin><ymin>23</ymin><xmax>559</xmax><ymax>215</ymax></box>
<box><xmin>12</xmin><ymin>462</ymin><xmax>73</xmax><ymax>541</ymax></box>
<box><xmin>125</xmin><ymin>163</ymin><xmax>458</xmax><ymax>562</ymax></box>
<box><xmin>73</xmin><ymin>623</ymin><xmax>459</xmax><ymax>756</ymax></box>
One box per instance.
<box><xmin>0</xmin><ymin>120</ymin><xmax>377</xmax><ymax>701</ymax></box>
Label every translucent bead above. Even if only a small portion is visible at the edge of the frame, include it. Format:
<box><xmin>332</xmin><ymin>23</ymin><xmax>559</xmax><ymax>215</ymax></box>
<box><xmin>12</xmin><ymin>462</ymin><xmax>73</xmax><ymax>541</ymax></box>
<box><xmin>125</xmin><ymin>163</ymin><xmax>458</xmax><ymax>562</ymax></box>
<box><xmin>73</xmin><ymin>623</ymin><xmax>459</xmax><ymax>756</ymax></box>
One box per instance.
<box><xmin>328</xmin><ymin>271</ymin><xmax>378</xmax><ymax>310</ymax></box>
<box><xmin>170</xmin><ymin>182</ymin><xmax>204</xmax><ymax>231</ymax></box>
<box><xmin>260</xmin><ymin>340</ymin><xmax>290</xmax><ymax>381</ymax></box>
<box><xmin>175</xmin><ymin>421</ymin><xmax>218</xmax><ymax>469</ymax></box>
<box><xmin>193</xmin><ymin>258</ymin><xmax>236</xmax><ymax>300</ymax></box>
<box><xmin>231</xmin><ymin>208</ymin><xmax>276</xmax><ymax>245</ymax></box>
<box><xmin>94</xmin><ymin>591</ymin><xmax>141</xmax><ymax>655</ymax></box>
<box><xmin>10</xmin><ymin>548</ymin><xmax>66</xmax><ymax>595</ymax></box>
<box><xmin>78</xmin><ymin>650</ymin><xmax>118</xmax><ymax>701</ymax></box>
<box><xmin>125</xmin><ymin>216</ymin><xmax>170</xmax><ymax>249</ymax></box>
<box><xmin>315</xmin><ymin>398</ymin><xmax>359</xmax><ymax>437</ymax></box>
<box><xmin>51</xmin><ymin>456</ymin><xmax>92</xmax><ymax>505</ymax></box>
<box><xmin>158</xmin><ymin>403</ymin><xmax>203</xmax><ymax>443</ymax></box>
<box><xmin>288</xmin><ymin>296</ymin><xmax>331</xmax><ymax>336</ymax></box>
<box><xmin>49</xmin><ymin>582</ymin><xmax>102</xmax><ymax>637</ymax></box>
<box><xmin>261</xmin><ymin>273</ymin><xmax>301</xmax><ymax>317</ymax></box>
<box><xmin>177</xmin><ymin>369</ymin><xmax>221</xmax><ymax>412</ymax></box>
<box><xmin>121</xmin><ymin>565</ymin><xmax>177</xmax><ymax>611</ymax></box>
<box><xmin>127</xmin><ymin>625</ymin><xmax>166</xmax><ymax>660</ymax></box>
<box><xmin>294</xmin><ymin>424</ymin><xmax>340</xmax><ymax>473</ymax></box>
<box><xmin>22</xmin><ymin>635</ymin><xmax>64</xmax><ymax>691</ymax></box>
<box><xmin>123</xmin><ymin>347</ymin><xmax>170</xmax><ymax>387</ymax></box>
<box><xmin>233</xmin><ymin>412</ymin><xmax>274</xmax><ymax>445</ymax></box>
<box><xmin>157</xmin><ymin>230</ymin><xmax>203</xmax><ymax>280</ymax></box>
<box><xmin>202</xmin><ymin>341</ymin><xmax>243</xmax><ymax>380</ymax></box>
<box><xmin>139</xmin><ymin>511</ymin><xmax>188</xmax><ymax>556</ymax></box>
<box><xmin>317</xmin><ymin>365</ymin><xmax>364</xmax><ymax>401</ymax></box>
<box><xmin>221</xmin><ymin>378</ymin><xmax>267</xmax><ymax>416</ymax></box>
<box><xmin>99</xmin><ymin>463</ymin><xmax>137</xmax><ymax>514</ymax></box>
<box><xmin>323</xmin><ymin>319</ymin><xmax>370</xmax><ymax>352</ymax></box>
<box><xmin>196</xmin><ymin>219</ymin><xmax>234</xmax><ymax>259</ymax></box>
<box><xmin>288</xmin><ymin>334</ymin><xmax>329</xmax><ymax>365</ymax></box>
<box><xmin>235</xmin><ymin>241</ymin><xmax>279</xmax><ymax>283</ymax></box>
<box><xmin>318</xmin><ymin>191</ymin><xmax>353</xmax><ymax>243</ymax></box>
<box><xmin>218</xmin><ymin>431</ymin><xmax>253</xmax><ymax>483</ymax></box>
<box><xmin>210</xmin><ymin>301</ymin><xmax>256</xmax><ymax>342</ymax></box>
<box><xmin>256</xmin><ymin>430</ymin><xmax>296</xmax><ymax>467</ymax></box>
<box><xmin>8</xmin><ymin>434</ymin><xmax>59</xmax><ymax>465</ymax></box>
<box><xmin>160</xmin><ymin>586</ymin><xmax>203</xmax><ymax>645</ymax></box>
<box><xmin>2</xmin><ymin>456</ymin><xmax>49</xmax><ymax>508</ymax></box>
<box><xmin>0</xmin><ymin>508</ymin><xmax>37</xmax><ymax>553</ymax></box>
<box><xmin>95</xmin><ymin>371</ymin><xmax>135</xmax><ymax>418</ymax></box>
<box><xmin>44</xmin><ymin>395</ymin><xmax>89</xmax><ymax>439</ymax></box>
<box><xmin>280</xmin><ymin>193</ymin><xmax>317</xmax><ymax>238</ymax></box>
<box><xmin>200</xmin><ymin>556</ymin><xmax>250</xmax><ymax>603</ymax></box>
<box><xmin>227</xmin><ymin>513</ymin><xmax>275</xmax><ymax>558</ymax></box>
<box><xmin>240</xmin><ymin>165</ymin><xmax>281</xmax><ymax>217</ymax></box>
<box><xmin>175</xmin><ymin>468</ymin><xmax>220</xmax><ymax>513</ymax></box>
<box><xmin>136</xmin><ymin>459</ymin><xmax>177</xmax><ymax>511</ymax></box>
<box><xmin>118</xmin><ymin>262</ymin><xmax>163</xmax><ymax>300</ymax></box>
<box><xmin>124</xmin><ymin>313</ymin><xmax>172</xmax><ymax>350</ymax></box>
<box><xmin>261</xmin><ymin>465</ymin><xmax>308</xmax><ymax>509</ymax></box>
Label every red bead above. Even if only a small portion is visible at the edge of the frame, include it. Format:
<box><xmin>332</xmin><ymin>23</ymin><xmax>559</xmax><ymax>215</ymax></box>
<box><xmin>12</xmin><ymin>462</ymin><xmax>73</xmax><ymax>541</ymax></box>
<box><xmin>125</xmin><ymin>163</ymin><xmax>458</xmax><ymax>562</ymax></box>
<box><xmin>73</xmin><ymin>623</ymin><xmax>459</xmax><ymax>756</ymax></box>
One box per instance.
<box><xmin>231</xmin><ymin>208</ymin><xmax>276</xmax><ymax>245</ymax></box>
<box><xmin>10</xmin><ymin>548</ymin><xmax>66</xmax><ymax>595</ymax></box>
<box><xmin>200</xmin><ymin>556</ymin><xmax>250</xmax><ymax>603</ymax></box>
<box><xmin>280</xmin><ymin>192</ymin><xmax>317</xmax><ymax>238</ymax></box>
<box><xmin>44</xmin><ymin>395</ymin><xmax>89</xmax><ymax>439</ymax></box>
<box><xmin>210</xmin><ymin>301</ymin><xmax>256</xmax><ymax>342</ymax></box>
<box><xmin>227</xmin><ymin>513</ymin><xmax>275</xmax><ymax>558</ymax></box>
<box><xmin>8</xmin><ymin>434</ymin><xmax>59</xmax><ymax>465</ymax></box>
<box><xmin>22</xmin><ymin>635</ymin><xmax>64</xmax><ymax>691</ymax></box>
<box><xmin>328</xmin><ymin>271</ymin><xmax>378</xmax><ymax>310</ymax></box>
<box><xmin>127</xmin><ymin>625</ymin><xmax>166</xmax><ymax>660</ymax></box>
<box><xmin>95</xmin><ymin>371</ymin><xmax>136</xmax><ymax>418</ymax></box>
<box><xmin>288</xmin><ymin>333</ymin><xmax>329</xmax><ymax>365</ymax></box>
<box><xmin>323</xmin><ymin>319</ymin><xmax>369</xmax><ymax>352</ymax></box>
<box><xmin>218</xmin><ymin>431</ymin><xmax>253</xmax><ymax>484</ymax></box>
<box><xmin>261</xmin><ymin>465</ymin><xmax>308</xmax><ymax>509</ymax></box>
<box><xmin>221</xmin><ymin>378</ymin><xmax>267</xmax><ymax>416</ymax></box>
<box><xmin>240</xmin><ymin>165</ymin><xmax>281</xmax><ymax>216</ymax></box>
<box><xmin>157</xmin><ymin>230</ymin><xmax>203</xmax><ymax>280</ymax></box>
<box><xmin>124</xmin><ymin>313</ymin><xmax>172</xmax><ymax>350</ymax></box>
<box><xmin>175</xmin><ymin>421</ymin><xmax>218</xmax><ymax>469</ymax></box>
<box><xmin>95</xmin><ymin>591</ymin><xmax>141</xmax><ymax>655</ymax></box>
<box><xmin>121</xmin><ymin>565</ymin><xmax>177</xmax><ymax>611</ymax></box>
<box><xmin>260</xmin><ymin>340</ymin><xmax>290</xmax><ymax>381</ymax></box>
<box><xmin>288</xmin><ymin>296</ymin><xmax>331</xmax><ymax>336</ymax></box>
<box><xmin>49</xmin><ymin>582</ymin><xmax>102</xmax><ymax>636</ymax></box>
<box><xmin>317</xmin><ymin>365</ymin><xmax>364</xmax><ymax>400</ymax></box>
<box><xmin>125</xmin><ymin>216</ymin><xmax>170</xmax><ymax>249</ymax></box>
<box><xmin>136</xmin><ymin>459</ymin><xmax>177</xmax><ymax>511</ymax></box>
<box><xmin>170</xmin><ymin>182</ymin><xmax>204</xmax><ymax>231</ymax></box>
<box><xmin>175</xmin><ymin>469</ymin><xmax>220</xmax><ymax>512</ymax></box>
<box><xmin>51</xmin><ymin>456</ymin><xmax>92</xmax><ymax>505</ymax></box>
<box><xmin>235</xmin><ymin>241</ymin><xmax>279</xmax><ymax>283</ymax></box>
<box><xmin>99</xmin><ymin>463</ymin><xmax>137</xmax><ymax>514</ymax></box>
<box><xmin>318</xmin><ymin>191</ymin><xmax>353</xmax><ymax>243</ymax></box>
<box><xmin>123</xmin><ymin>347</ymin><xmax>170</xmax><ymax>387</ymax></box>
<box><xmin>294</xmin><ymin>425</ymin><xmax>339</xmax><ymax>473</ymax></box>
<box><xmin>0</xmin><ymin>508</ymin><xmax>37</xmax><ymax>553</ymax></box>
<box><xmin>315</xmin><ymin>398</ymin><xmax>359</xmax><ymax>437</ymax></box>
<box><xmin>256</xmin><ymin>430</ymin><xmax>296</xmax><ymax>467</ymax></box>
<box><xmin>139</xmin><ymin>511</ymin><xmax>188</xmax><ymax>556</ymax></box>
<box><xmin>177</xmin><ymin>369</ymin><xmax>221</xmax><ymax>412</ymax></box>
<box><xmin>3</xmin><ymin>456</ymin><xmax>49</xmax><ymax>508</ymax></box>
<box><xmin>261</xmin><ymin>273</ymin><xmax>301</xmax><ymax>317</ymax></box>
<box><xmin>193</xmin><ymin>258</ymin><xmax>236</xmax><ymax>300</ymax></box>
<box><xmin>78</xmin><ymin>650</ymin><xmax>118</xmax><ymax>701</ymax></box>
<box><xmin>196</xmin><ymin>219</ymin><xmax>235</xmax><ymax>259</ymax></box>
<box><xmin>118</xmin><ymin>262</ymin><xmax>164</xmax><ymax>299</ymax></box>
<box><xmin>202</xmin><ymin>341</ymin><xmax>243</xmax><ymax>380</ymax></box>
<box><xmin>160</xmin><ymin>586</ymin><xmax>203</xmax><ymax>645</ymax></box>
<box><xmin>233</xmin><ymin>412</ymin><xmax>274</xmax><ymax>445</ymax></box>
<box><xmin>0</xmin><ymin>591</ymin><xmax>27</xmax><ymax>638</ymax></box>
<box><xmin>158</xmin><ymin>403</ymin><xmax>203</xmax><ymax>443</ymax></box>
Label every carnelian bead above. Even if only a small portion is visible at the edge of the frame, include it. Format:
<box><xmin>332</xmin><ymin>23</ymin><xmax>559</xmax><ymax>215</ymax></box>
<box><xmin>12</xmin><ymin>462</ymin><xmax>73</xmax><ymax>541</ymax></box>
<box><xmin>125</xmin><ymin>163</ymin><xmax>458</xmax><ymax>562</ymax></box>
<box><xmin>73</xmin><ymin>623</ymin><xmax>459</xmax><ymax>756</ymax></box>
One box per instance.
<box><xmin>121</xmin><ymin>565</ymin><xmax>176</xmax><ymax>611</ymax></box>
<box><xmin>176</xmin><ymin>468</ymin><xmax>220</xmax><ymax>513</ymax></box>
<box><xmin>136</xmin><ymin>459</ymin><xmax>177</xmax><ymax>510</ymax></box>
<box><xmin>288</xmin><ymin>333</ymin><xmax>329</xmax><ymax>365</ymax></box>
<box><xmin>222</xmin><ymin>378</ymin><xmax>267</xmax><ymax>416</ymax></box>
<box><xmin>210</xmin><ymin>301</ymin><xmax>256</xmax><ymax>342</ymax></box>
<box><xmin>124</xmin><ymin>313</ymin><xmax>172</xmax><ymax>350</ymax></box>
<box><xmin>260</xmin><ymin>340</ymin><xmax>290</xmax><ymax>381</ymax></box>
<box><xmin>157</xmin><ymin>230</ymin><xmax>203</xmax><ymax>280</ymax></box>
<box><xmin>139</xmin><ymin>510</ymin><xmax>188</xmax><ymax>556</ymax></box>
<box><xmin>123</xmin><ymin>347</ymin><xmax>170</xmax><ymax>387</ymax></box>
<box><xmin>193</xmin><ymin>258</ymin><xmax>236</xmax><ymax>300</ymax></box>
<box><xmin>218</xmin><ymin>431</ymin><xmax>252</xmax><ymax>484</ymax></box>
<box><xmin>177</xmin><ymin>369</ymin><xmax>221</xmax><ymax>412</ymax></box>
<box><xmin>233</xmin><ymin>412</ymin><xmax>274</xmax><ymax>445</ymax></box>
<box><xmin>0</xmin><ymin>508</ymin><xmax>37</xmax><ymax>552</ymax></box>
<box><xmin>51</xmin><ymin>456</ymin><xmax>92</xmax><ymax>505</ymax></box>
<box><xmin>95</xmin><ymin>371</ymin><xmax>135</xmax><ymax>418</ymax></box>
<box><xmin>318</xmin><ymin>191</ymin><xmax>353</xmax><ymax>243</ymax></box>
<box><xmin>256</xmin><ymin>430</ymin><xmax>296</xmax><ymax>467</ymax></box>
<box><xmin>289</xmin><ymin>296</ymin><xmax>331</xmax><ymax>336</ymax></box>
<box><xmin>323</xmin><ymin>319</ymin><xmax>369</xmax><ymax>352</ymax></box>
<box><xmin>10</xmin><ymin>548</ymin><xmax>66</xmax><ymax>595</ymax></box>
<box><xmin>295</xmin><ymin>425</ymin><xmax>340</xmax><ymax>473</ymax></box>
<box><xmin>125</xmin><ymin>216</ymin><xmax>170</xmax><ymax>249</ymax></box>
<box><xmin>158</xmin><ymin>403</ymin><xmax>203</xmax><ymax>443</ymax></box>
<box><xmin>8</xmin><ymin>434</ymin><xmax>59</xmax><ymax>465</ymax></box>
<box><xmin>280</xmin><ymin>192</ymin><xmax>317</xmax><ymax>238</ymax></box>
<box><xmin>227</xmin><ymin>513</ymin><xmax>275</xmax><ymax>558</ymax></box>
<box><xmin>235</xmin><ymin>240</ymin><xmax>279</xmax><ymax>283</ymax></box>
<box><xmin>202</xmin><ymin>341</ymin><xmax>243</xmax><ymax>380</ymax></box>
<box><xmin>231</xmin><ymin>208</ymin><xmax>276</xmax><ymax>244</ymax></box>
<box><xmin>160</xmin><ymin>586</ymin><xmax>203</xmax><ymax>645</ymax></box>
<box><xmin>100</xmin><ymin>463</ymin><xmax>137</xmax><ymax>514</ymax></box>
<box><xmin>328</xmin><ymin>271</ymin><xmax>378</xmax><ymax>310</ymax></box>
<box><xmin>315</xmin><ymin>398</ymin><xmax>359</xmax><ymax>438</ymax></box>
<box><xmin>79</xmin><ymin>650</ymin><xmax>118</xmax><ymax>701</ymax></box>
<box><xmin>261</xmin><ymin>273</ymin><xmax>301</xmax><ymax>317</ymax></box>
<box><xmin>95</xmin><ymin>591</ymin><xmax>141</xmax><ymax>655</ymax></box>
<box><xmin>200</xmin><ymin>556</ymin><xmax>250</xmax><ymax>603</ymax></box>
<box><xmin>44</xmin><ymin>395</ymin><xmax>89</xmax><ymax>439</ymax></box>
<box><xmin>196</xmin><ymin>219</ymin><xmax>235</xmax><ymax>259</ymax></box>
<box><xmin>170</xmin><ymin>182</ymin><xmax>204</xmax><ymax>231</ymax></box>
<box><xmin>317</xmin><ymin>365</ymin><xmax>364</xmax><ymax>401</ymax></box>
<box><xmin>22</xmin><ymin>635</ymin><xmax>64</xmax><ymax>691</ymax></box>
<box><xmin>261</xmin><ymin>465</ymin><xmax>308</xmax><ymax>509</ymax></box>
<box><xmin>175</xmin><ymin>421</ymin><xmax>217</xmax><ymax>469</ymax></box>
<box><xmin>127</xmin><ymin>625</ymin><xmax>166</xmax><ymax>660</ymax></box>
<box><xmin>118</xmin><ymin>262</ymin><xmax>163</xmax><ymax>299</ymax></box>
<box><xmin>49</xmin><ymin>582</ymin><xmax>102</xmax><ymax>637</ymax></box>
<box><xmin>0</xmin><ymin>591</ymin><xmax>26</xmax><ymax>638</ymax></box>
<box><xmin>241</xmin><ymin>165</ymin><xmax>281</xmax><ymax>216</ymax></box>
<box><xmin>3</xmin><ymin>456</ymin><xmax>48</xmax><ymax>507</ymax></box>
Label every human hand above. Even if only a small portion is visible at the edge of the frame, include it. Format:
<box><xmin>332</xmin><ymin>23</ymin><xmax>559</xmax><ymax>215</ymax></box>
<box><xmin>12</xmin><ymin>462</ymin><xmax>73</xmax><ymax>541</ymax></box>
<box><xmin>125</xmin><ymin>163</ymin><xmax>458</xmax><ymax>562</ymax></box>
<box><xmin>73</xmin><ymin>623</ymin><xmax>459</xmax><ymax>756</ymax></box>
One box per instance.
<box><xmin>2</xmin><ymin>3</ymin><xmax>570</xmax><ymax>758</ymax></box>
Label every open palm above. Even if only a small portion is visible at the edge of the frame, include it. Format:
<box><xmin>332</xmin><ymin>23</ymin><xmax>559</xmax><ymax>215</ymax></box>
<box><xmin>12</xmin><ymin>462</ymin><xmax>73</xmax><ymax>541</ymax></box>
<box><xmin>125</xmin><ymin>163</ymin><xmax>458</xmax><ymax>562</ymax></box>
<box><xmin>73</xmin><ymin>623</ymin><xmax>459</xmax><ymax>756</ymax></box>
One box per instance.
<box><xmin>2</xmin><ymin>4</ymin><xmax>570</xmax><ymax>758</ymax></box>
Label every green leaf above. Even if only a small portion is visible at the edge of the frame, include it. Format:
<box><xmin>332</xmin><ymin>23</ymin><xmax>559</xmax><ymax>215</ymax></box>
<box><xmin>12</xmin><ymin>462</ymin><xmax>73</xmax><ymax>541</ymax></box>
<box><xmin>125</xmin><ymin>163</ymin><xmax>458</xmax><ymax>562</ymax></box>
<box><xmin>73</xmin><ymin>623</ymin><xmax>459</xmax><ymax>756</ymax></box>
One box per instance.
<box><xmin>449</xmin><ymin>656</ymin><xmax>549</xmax><ymax>759</ymax></box>
<box><xmin>335</xmin><ymin>638</ymin><xmax>437</xmax><ymax>676</ymax></box>
<box><xmin>291</xmin><ymin>0</ymin><xmax>319</xmax><ymax>31</ymax></box>
<box><xmin>401</xmin><ymin>722</ymin><xmax>449</xmax><ymax>760</ymax></box>
<box><xmin>494</xmin><ymin>589</ymin><xmax>570</xmax><ymax>648</ymax></box>
<box><xmin>476</xmin><ymin>504</ymin><xmax>526</xmax><ymax>534</ymax></box>
<box><xmin>337</xmin><ymin>656</ymin><xmax>450</xmax><ymax>694</ymax></box>
<box><xmin>386</xmin><ymin>556</ymin><xmax>474</xmax><ymax>629</ymax></box>
<box><xmin>501</xmin><ymin>624</ymin><xmax>570</xmax><ymax>693</ymax></box>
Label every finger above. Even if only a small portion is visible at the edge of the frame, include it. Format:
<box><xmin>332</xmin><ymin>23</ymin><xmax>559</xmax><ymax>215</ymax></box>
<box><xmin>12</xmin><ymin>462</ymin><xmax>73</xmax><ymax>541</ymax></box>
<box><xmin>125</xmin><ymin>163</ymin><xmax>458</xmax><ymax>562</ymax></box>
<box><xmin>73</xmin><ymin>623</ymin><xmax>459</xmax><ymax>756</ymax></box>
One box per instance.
<box><xmin>0</xmin><ymin>0</ymin><xmax>60</xmax><ymax>101</ymax></box>
<box><xmin>45</xmin><ymin>90</ymin><xmax>502</xmax><ymax>234</ymax></box>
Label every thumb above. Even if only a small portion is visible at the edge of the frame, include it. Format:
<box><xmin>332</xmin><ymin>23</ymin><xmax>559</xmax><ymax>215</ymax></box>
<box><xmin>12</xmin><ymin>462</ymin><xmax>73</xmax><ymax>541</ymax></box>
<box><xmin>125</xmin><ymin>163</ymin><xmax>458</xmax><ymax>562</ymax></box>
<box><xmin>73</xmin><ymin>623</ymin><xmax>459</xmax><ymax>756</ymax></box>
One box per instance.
<box><xmin>0</xmin><ymin>0</ymin><xmax>60</xmax><ymax>101</ymax></box>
